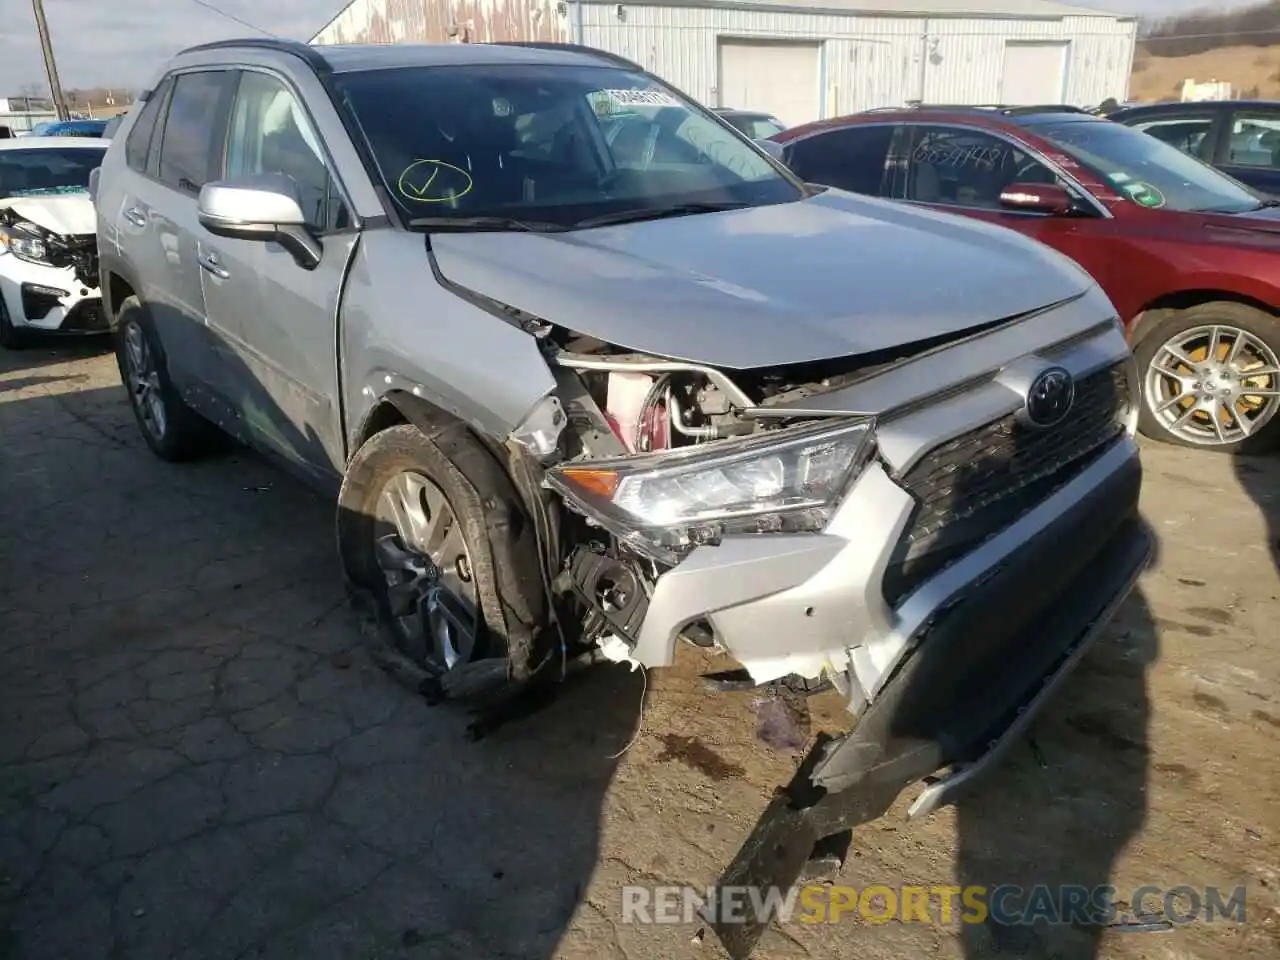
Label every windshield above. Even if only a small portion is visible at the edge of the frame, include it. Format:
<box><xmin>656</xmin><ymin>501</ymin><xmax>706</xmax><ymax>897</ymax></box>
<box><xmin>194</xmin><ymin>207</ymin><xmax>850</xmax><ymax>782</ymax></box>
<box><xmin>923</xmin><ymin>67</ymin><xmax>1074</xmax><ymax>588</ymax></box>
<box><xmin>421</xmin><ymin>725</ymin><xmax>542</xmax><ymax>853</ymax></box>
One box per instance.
<box><xmin>334</xmin><ymin>63</ymin><xmax>801</xmax><ymax>228</ymax></box>
<box><xmin>1027</xmin><ymin>118</ymin><xmax>1262</xmax><ymax>214</ymax></box>
<box><xmin>0</xmin><ymin>146</ymin><xmax>105</xmax><ymax>198</ymax></box>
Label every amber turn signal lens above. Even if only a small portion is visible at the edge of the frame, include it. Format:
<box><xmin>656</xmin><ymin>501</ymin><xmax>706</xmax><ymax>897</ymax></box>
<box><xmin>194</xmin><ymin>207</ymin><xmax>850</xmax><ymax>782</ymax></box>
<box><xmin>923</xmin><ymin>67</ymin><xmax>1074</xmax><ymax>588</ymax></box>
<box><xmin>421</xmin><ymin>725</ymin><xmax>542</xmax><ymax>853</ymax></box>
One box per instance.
<box><xmin>559</xmin><ymin>468</ymin><xmax>621</xmax><ymax>499</ymax></box>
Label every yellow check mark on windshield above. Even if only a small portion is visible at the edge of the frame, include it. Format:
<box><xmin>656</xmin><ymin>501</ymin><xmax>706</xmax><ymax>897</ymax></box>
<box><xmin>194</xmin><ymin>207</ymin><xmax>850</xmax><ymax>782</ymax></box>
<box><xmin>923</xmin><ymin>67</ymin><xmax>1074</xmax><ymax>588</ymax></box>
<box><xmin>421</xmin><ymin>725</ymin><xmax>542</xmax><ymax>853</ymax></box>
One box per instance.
<box><xmin>402</xmin><ymin>166</ymin><xmax>439</xmax><ymax>198</ymax></box>
<box><xmin>396</xmin><ymin>159</ymin><xmax>473</xmax><ymax>203</ymax></box>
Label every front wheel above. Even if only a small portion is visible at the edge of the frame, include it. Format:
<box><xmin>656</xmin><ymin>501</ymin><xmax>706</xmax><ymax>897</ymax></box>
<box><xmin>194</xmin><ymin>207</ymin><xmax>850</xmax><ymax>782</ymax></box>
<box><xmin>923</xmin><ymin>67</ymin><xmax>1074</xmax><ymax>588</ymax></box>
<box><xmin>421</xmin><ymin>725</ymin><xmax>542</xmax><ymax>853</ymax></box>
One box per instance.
<box><xmin>337</xmin><ymin>423</ymin><xmax>546</xmax><ymax>681</ymax></box>
<box><xmin>1134</xmin><ymin>302</ymin><xmax>1280</xmax><ymax>455</ymax></box>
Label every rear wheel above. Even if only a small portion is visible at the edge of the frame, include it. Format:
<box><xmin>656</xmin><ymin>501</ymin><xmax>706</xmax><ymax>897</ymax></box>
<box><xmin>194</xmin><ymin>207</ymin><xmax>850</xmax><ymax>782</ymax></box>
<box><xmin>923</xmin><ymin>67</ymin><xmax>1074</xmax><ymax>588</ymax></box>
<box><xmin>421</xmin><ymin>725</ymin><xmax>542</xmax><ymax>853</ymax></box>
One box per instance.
<box><xmin>114</xmin><ymin>296</ymin><xmax>217</xmax><ymax>461</ymax></box>
<box><xmin>1134</xmin><ymin>302</ymin><xmax>1280</xmax><ymax>455</ymax></box>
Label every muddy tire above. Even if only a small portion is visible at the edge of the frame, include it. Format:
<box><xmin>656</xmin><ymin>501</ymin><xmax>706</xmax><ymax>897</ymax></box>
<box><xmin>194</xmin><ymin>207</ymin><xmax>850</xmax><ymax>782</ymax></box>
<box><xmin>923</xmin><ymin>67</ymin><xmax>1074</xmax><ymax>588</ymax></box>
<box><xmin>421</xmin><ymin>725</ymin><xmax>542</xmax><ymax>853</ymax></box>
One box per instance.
<box><xmin>114</xmin><ymin>296</ymin><xmax>218</xmax><ymax>461</ymax></box>
<box><xmin>337</xmin><ymin>422</ymin><xmax>547</xmax><ymax>681</ymax></box>
<box><xmin>1133</xmin><ymin>302</ymin><xmax>1280</xmax><ymax>455</ymax></box>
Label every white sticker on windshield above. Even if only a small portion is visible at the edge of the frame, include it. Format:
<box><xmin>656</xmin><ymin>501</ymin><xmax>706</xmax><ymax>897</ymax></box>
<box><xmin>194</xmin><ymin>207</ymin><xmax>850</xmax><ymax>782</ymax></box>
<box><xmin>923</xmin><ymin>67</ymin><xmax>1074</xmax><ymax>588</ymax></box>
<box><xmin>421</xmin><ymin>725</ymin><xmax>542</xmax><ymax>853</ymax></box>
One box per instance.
<box><xmin>603</xmin><ymin>88</ymin><xmax>681</xmax><ymax>109</ymax></box>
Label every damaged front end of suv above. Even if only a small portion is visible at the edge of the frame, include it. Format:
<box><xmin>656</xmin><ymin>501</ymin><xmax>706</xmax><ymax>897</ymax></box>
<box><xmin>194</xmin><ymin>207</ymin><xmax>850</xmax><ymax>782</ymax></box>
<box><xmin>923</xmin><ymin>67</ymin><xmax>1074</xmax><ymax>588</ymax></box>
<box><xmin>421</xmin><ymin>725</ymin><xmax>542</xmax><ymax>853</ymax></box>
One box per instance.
<box><xmin>307</xmin><ymin>48</ymin><xmax>1151</xmax><ymax>960</ymax></box>
<box><xmin>425</xmin><ymin>270</ymin><xmax>1146</xmax><ymax>956</ymax></box>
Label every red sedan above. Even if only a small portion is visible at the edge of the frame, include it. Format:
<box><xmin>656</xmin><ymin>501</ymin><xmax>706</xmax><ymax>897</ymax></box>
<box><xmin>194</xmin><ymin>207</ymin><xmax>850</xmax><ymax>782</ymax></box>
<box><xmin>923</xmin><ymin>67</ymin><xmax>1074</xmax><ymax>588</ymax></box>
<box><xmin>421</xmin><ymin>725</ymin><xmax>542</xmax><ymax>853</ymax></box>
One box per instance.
<box><xmin>769</xmin><ymin>107</ymin><xmax>1280</xmax><ymax>454</ymax></box>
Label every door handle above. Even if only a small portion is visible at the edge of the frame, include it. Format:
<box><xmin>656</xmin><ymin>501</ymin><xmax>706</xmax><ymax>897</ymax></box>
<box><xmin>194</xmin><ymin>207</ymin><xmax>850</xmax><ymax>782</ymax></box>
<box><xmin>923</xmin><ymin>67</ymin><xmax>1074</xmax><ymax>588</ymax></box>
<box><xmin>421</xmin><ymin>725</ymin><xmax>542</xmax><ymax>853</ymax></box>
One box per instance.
<box><xmin>198</xmin><ymin>251</ymin><xmax>230</xmax><ymax>280</ymax></box>
<box><xmin>123</xmin><ymin>207</ymin><xmax>147</xmax><ymax>227</ymax></box>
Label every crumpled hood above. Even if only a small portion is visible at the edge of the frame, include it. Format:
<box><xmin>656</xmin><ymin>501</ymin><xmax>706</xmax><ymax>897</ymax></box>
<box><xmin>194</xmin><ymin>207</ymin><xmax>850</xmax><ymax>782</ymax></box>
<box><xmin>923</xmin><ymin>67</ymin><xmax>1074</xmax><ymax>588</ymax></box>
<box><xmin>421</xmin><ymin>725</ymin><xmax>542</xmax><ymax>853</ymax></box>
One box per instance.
<box><xmin>428</xmin><ymin>188</ymin><xmax>1093</xmax><ymax>369</ymax></box>
<box><xmin>0</xmin><ymin>192</ymin><xmax>95</xmax><ymax>236</ymax></box>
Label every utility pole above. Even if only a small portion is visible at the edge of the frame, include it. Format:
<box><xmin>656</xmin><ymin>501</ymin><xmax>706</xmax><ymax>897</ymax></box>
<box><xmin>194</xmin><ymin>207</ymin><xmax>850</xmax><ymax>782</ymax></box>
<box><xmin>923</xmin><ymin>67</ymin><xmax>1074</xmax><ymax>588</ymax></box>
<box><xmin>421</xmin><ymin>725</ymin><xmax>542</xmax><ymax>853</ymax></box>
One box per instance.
<box><xmin>31</xmin><ymin>0</ymin><xmax>69</xmax><ymax>121</ymax></box>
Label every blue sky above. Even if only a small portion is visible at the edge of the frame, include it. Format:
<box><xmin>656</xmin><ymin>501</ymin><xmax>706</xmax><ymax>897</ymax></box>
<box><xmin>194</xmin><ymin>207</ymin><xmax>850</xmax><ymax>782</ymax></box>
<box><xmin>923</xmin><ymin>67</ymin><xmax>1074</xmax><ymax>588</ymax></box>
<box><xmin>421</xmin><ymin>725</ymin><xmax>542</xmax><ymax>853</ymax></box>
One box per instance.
<box><xmin>0</xmin><ymin>0</ymin><xmax>1252</xmax><ymax>94</ymax></box>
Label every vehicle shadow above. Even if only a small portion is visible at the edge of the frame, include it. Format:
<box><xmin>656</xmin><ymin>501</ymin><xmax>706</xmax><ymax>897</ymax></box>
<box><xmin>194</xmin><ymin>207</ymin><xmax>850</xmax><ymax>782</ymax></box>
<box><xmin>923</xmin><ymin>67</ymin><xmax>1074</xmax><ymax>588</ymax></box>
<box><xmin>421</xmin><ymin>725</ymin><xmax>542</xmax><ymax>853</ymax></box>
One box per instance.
<box><xmin>0</xmin><ymin>335</ymin><xmax>113</xmax><ymax>373</ymax></box>
<box><xmin>712</xmin><ymin>364</ymin><xmax>1157</xmax><ymax>960</ymax></box>
<box><xmin>0</xmin><ymin>349</ymin><xmax>642</xmax><ymax>959</ymax></box>
<box><xmin>1233</xmin><ymin>453</ymin><xmax>1280</xmax><ymax>576</ymax></box>
<box><xmin>952</xmin><ymin>585</ymin><xmax>1157</xmax><ymax>957</ymax></box>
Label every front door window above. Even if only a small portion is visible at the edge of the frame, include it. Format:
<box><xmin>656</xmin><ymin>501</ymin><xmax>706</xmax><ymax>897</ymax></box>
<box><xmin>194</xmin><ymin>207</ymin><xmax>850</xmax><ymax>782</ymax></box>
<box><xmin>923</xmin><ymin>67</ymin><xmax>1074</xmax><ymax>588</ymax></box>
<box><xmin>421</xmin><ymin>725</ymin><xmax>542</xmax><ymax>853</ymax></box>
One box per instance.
<box><xmin>902</xmin><ymin>126</ymin><xmax>1060</xmax><ymax>211</ymax></box>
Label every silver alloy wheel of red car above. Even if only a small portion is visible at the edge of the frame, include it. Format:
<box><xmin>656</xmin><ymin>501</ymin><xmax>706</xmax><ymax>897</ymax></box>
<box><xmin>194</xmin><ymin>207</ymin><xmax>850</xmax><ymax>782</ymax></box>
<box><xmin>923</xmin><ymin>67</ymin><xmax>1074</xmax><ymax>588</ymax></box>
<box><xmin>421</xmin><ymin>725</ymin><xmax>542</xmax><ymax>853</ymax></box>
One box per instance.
<box><xmin>1143</xmin><ymin>323</ymin><xmax>1280</xmax><ymax>446</ymax></box>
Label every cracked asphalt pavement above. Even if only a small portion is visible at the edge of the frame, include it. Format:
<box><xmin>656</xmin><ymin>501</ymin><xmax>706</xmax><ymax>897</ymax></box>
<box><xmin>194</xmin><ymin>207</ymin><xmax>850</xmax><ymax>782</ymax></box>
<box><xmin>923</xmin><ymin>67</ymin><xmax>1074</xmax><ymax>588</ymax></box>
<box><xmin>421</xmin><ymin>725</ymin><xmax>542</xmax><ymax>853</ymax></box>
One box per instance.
<box><xmin>2</xmin><ymin>343</ymin><xmax>1278</xmax><ymax>960</ymax></box>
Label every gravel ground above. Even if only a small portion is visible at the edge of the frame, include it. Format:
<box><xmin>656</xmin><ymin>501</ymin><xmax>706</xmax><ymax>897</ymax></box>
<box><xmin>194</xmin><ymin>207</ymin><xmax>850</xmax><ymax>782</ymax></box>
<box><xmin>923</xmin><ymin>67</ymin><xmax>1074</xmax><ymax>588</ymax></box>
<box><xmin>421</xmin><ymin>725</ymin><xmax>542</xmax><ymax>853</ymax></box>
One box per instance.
<box><xmin>1</xmin><ymin>342</ymin><xmax>1277</xmax><ymax>960</ymax></box>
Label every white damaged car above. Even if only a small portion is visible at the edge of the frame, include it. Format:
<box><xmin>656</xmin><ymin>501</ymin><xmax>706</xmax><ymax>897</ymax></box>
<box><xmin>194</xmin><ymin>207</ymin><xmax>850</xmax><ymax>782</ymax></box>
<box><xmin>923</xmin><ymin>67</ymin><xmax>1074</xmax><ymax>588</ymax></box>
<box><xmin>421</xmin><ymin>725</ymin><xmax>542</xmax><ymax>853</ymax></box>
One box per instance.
<box><xmin>0</xmin><ymin>137</ymin><xmax>108</xmax><ymax>348</ymax></box>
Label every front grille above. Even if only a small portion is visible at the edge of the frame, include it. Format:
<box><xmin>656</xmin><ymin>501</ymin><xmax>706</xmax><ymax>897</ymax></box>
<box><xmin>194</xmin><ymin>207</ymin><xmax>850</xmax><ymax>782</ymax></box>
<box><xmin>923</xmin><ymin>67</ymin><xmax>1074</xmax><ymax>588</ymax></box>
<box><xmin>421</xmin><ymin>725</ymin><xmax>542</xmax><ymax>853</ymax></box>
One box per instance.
<box><xmin>881</xmin><ymin>362</ymin><xmax>1130</xmax><ymax>607</ymax></box>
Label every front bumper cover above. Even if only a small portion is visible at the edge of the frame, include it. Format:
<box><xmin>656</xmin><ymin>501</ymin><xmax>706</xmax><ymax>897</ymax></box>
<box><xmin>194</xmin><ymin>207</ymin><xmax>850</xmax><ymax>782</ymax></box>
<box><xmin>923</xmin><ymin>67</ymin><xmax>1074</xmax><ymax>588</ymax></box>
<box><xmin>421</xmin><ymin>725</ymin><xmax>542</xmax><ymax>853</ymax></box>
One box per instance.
<box><xmin>1</xmin><ymin>257</ymin><xmax>103</xmax><ymax>333</ymax></box>
<box><xmin>709</xmin><ymin>446</ymin><xmax>1152</xmax><ymax>959</ymax></box>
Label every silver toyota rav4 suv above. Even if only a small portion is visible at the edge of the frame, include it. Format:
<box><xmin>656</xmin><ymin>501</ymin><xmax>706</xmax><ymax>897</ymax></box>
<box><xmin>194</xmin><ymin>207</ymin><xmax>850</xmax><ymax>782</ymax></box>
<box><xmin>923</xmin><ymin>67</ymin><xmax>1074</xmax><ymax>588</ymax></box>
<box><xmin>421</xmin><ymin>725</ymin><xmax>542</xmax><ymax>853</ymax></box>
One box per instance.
<box><xmin>94</xmin><ymin>39</ymin><xmax>1151</xmax><ymax>950</ymax></box>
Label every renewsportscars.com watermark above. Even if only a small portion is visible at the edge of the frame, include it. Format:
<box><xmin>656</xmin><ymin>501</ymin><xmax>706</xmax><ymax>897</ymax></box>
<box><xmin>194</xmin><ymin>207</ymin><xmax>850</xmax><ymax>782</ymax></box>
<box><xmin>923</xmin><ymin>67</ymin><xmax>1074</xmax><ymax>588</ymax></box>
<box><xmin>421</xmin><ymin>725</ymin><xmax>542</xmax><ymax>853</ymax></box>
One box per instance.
<box><xmin>622</xmin><ymin>883</ymin><xmax>1248</xmax><ymax>929</ymax></box>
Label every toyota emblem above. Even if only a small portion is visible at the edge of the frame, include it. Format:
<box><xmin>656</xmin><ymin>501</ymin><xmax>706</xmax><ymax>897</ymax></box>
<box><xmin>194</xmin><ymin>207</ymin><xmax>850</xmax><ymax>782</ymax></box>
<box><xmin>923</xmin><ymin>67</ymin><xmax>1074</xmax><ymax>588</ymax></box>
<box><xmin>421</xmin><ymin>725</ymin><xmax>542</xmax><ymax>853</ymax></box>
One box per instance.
<box><xmin>1023</xmin><ymin>366</ymin><xmax>1076</xmax><ymax>428</ymax></box>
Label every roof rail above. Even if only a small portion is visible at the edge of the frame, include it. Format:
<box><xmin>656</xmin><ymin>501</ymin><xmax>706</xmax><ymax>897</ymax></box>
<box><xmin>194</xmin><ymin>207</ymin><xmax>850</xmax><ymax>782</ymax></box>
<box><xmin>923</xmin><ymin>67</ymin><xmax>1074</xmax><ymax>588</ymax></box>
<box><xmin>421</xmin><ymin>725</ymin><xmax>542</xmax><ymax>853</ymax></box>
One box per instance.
<box><xmin>997</xmin><ymin>104</ymin><xmax>1090</xmax><ymax>116</ymax></box>
<box><xmin>176</xmin><ymin>37</ymin><xmax>335</xmax><ymax>76</ymax></box>
<box><xmin>488</xmin><ymin>41</ymin><xmax>645</xmax><ymax>73</ymax></box>
<box><xmin>880</xmin><ymin>103</ymin><xmax>1090</xmax><ymax>115</ymax></box>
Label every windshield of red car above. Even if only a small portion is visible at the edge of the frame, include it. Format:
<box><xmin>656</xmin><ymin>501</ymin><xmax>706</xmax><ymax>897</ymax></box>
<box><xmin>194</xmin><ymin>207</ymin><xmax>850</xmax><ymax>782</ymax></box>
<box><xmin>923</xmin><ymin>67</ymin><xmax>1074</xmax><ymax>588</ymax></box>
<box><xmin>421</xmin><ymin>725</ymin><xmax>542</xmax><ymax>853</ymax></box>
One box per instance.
<box><xmin>1027</xmin><ymin>118</ymin><xmax>1261</xmax><ymax>215</ymax></box>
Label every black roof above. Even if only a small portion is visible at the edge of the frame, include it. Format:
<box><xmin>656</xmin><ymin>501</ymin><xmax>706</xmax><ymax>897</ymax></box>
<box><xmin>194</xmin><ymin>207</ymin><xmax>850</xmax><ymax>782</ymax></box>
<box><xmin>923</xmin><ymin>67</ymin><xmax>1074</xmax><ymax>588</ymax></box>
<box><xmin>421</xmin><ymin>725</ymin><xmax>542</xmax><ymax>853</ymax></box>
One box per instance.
<box><xmin>1108</xmin><ymin>99</ymin><xmax>1280</xmax><ymax>119</ymax></box>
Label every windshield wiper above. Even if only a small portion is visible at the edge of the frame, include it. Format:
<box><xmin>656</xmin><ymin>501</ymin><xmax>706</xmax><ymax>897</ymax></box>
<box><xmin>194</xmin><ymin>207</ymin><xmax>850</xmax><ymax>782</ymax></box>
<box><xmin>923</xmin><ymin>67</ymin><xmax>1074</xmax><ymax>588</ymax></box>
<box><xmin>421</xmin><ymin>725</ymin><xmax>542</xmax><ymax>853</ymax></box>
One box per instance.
<box><xmin>1253</xmin><ymin>198</ymin><xmax>1280</xmax><ymax>209</ymax></box>
<box><xmin>407</xmin><ymin>216</ymin><xmax>568</xmax><ymax>233</ymax></box>
<box><xmin>569</xmin><ymin>201</ymin><xmax>752</xmax><ymax>230</ymax></box>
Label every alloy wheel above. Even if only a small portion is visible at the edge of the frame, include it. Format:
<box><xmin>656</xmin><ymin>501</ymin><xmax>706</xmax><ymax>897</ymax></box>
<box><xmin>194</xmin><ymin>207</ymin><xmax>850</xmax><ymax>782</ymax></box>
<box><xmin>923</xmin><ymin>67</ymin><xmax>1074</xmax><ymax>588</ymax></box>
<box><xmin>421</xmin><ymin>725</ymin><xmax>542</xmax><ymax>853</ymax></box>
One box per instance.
<box><xmin>1144</xmin><ymin>324</ymin><xmax>1280</xmax><ymax>446</ymax></box>
<box><xmin>373</xmin><ymin>470</ymin><xmax>479</xmax><ymax>673</ymax></box>
<box><xmin>123</xmin><ymin>322</ymin><xmax>167</xmax><ymax>442</ymax></box>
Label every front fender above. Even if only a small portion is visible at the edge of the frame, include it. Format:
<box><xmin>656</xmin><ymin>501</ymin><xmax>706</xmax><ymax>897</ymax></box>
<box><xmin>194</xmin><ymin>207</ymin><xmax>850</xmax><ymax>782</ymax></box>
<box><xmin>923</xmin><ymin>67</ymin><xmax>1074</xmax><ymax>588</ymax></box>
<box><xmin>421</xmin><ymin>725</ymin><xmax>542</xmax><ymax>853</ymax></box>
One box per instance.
<box><xmin>340</xmin><ymin>229</ymin><xmax>556</xmax><ymax>451</ymax></box>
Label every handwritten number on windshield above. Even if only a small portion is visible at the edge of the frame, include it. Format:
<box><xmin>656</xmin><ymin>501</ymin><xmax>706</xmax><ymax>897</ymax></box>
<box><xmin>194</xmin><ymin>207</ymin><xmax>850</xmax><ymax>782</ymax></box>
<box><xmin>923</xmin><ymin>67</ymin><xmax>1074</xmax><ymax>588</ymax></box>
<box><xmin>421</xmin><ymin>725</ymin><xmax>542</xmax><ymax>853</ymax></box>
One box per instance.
<box><xmin>396</xmin><ymin>159</ymin><xmax>474</xmax><ymax>204</ymax></box>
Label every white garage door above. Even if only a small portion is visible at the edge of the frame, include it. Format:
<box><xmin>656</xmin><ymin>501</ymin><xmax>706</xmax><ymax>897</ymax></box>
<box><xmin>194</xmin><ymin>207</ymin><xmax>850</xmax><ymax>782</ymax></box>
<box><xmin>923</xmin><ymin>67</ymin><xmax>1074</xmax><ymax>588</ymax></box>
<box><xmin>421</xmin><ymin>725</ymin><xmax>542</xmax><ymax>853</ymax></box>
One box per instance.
<box><xmin>1000</xmin><ymin>42</ymin><xmax>1069</xmax><ymax>105</ymax></box>
<box><xmin>717</xmin><ymin>40</ymin><xmax>821</xmax><ymax>129</ymax></box>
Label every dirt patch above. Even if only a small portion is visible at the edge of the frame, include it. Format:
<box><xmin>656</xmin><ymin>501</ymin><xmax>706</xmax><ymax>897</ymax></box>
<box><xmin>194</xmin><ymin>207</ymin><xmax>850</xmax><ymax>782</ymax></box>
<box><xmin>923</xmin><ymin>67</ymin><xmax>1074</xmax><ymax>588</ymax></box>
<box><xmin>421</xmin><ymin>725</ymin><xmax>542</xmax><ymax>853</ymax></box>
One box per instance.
<box><xmin>1131</xmin><ymin>45</ymin><xmax>1280</xmax><ymax>100</ymax></box>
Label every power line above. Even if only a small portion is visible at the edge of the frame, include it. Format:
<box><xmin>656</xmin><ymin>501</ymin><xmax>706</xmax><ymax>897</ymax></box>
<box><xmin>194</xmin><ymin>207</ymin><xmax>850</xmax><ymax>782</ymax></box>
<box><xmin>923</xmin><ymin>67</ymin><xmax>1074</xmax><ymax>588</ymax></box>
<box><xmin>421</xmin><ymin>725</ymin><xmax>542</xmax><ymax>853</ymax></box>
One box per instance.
<box><xmin>183</xmin><ymin>0</ymin><xmax>278</xmax><ymax>38</ymax></box>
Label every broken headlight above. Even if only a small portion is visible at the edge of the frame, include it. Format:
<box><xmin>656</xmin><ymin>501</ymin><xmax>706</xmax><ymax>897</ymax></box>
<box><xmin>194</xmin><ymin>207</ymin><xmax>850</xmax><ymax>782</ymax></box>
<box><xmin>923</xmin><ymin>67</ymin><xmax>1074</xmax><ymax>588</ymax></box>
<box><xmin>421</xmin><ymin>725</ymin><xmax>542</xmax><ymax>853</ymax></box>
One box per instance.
<box><xmin>546</xmin><ymin>419</ymin><xmax>873</xmax><ymax>561</ymax></box>
<box><xmin>0</xmin><ymin>224</ymin><xmax>50</xmax><ymax>265</ymax></box>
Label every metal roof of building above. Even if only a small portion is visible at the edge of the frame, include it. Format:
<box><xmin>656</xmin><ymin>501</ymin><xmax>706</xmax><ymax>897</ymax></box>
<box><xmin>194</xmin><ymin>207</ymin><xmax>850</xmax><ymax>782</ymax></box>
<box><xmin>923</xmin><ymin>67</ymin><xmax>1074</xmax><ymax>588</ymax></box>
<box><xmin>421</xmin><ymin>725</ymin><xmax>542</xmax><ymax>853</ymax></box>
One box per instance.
<box><xmin>581</xmin><ymin>0</ymin><xmax>1131</xmax><ymax>17</ymax></box>
<box><xmin>310</xmin><ymin>0</ymin><xmax>1132</xmax><ymax>44</ymax></box>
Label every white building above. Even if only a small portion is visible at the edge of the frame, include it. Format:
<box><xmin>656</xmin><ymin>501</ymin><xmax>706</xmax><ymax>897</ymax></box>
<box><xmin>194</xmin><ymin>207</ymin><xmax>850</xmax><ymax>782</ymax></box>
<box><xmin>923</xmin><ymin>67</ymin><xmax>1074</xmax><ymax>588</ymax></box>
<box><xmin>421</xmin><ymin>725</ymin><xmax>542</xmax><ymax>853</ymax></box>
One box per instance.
<box><xmin>310</xmin><ymin>0</ymin><xmax>1138</xmax><ymax>128</ymax></box>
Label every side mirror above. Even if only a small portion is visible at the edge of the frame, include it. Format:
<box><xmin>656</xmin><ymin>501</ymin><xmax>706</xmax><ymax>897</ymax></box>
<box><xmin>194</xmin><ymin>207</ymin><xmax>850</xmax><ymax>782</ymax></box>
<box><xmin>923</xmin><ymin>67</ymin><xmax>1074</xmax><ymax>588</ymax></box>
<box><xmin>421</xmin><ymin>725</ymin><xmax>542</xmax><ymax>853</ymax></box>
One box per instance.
<box><xmin>87</xmin><ymin>167</ymin><xmax>100</xmax><ymax>205</ymax></box>
<box><xmin>755</xmin><ymin>138</ymin><xmax>785</xmax><ymax>161</ymax></box>
<box><xmin>999</xmin><ymin>182</ymin><xmax>1076</xmax><ymax>216</ymax></box>
<box><xmin>197</xmin><ymin>174</ymin><xmax>321</xmax><ymax>269</ymax></box>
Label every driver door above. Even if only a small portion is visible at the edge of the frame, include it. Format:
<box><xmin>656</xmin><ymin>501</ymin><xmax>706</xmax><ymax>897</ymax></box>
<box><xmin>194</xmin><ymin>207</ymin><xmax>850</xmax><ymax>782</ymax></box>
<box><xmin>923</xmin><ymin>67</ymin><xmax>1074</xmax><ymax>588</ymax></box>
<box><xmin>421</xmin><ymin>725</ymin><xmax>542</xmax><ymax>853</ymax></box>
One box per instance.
<box><xmin>197</xmin><ymin>69</ymin><xmax>357</xmax><ymax>485</ymax></box>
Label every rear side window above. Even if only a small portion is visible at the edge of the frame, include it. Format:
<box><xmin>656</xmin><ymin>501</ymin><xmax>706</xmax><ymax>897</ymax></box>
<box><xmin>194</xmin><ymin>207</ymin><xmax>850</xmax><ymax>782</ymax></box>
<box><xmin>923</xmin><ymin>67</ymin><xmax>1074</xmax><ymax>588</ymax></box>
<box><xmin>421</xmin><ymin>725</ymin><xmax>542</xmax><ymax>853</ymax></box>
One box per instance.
<box><xmin>784</xmin><ymin>126</ymin><xmax>894</xmax><ymax>195</ymax></box>
<box><xmin>124</xmin><ymin>78</ymin><xmax>172</xmax><ymax>173</ymax></box>
<box><xmin>1226</xmin><ymin>111</ymin><xmax>1280</xmax><ymax>169</ymax></box>
<box><xmin>157</xmin><ymin>70</ymin><xmax>236</xmax><ymax>194</ymax></box>
<box><xmin>1129</xmin><ymin>115</ymin><xmax>1215</xmax><ymax>161</ymax></box>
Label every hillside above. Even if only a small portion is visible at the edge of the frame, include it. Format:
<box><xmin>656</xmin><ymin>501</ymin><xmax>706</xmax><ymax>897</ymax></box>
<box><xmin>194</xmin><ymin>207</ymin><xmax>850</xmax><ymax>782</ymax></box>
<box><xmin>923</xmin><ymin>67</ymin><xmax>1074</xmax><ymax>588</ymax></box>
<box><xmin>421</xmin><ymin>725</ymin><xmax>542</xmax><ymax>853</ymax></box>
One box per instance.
<box><xmin>1131</xmin><ymin>44</ymin><xmax>1280</xmax><ymax>101</ymax></box>
<box><xmin>1129</xmin><ymin>0</ymin><xmax>1279</xmax><ymax>102</ymax></box>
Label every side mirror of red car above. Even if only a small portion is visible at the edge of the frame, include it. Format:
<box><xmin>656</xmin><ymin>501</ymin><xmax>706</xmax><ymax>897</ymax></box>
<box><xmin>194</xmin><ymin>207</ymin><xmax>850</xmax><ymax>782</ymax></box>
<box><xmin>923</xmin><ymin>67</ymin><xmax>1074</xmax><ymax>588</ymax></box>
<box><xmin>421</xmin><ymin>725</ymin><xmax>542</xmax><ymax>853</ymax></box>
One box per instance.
<box><xmin>999</xmin><ymin>182</ymin><xmax>1075</xmax><ymax>216</ymax></box>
